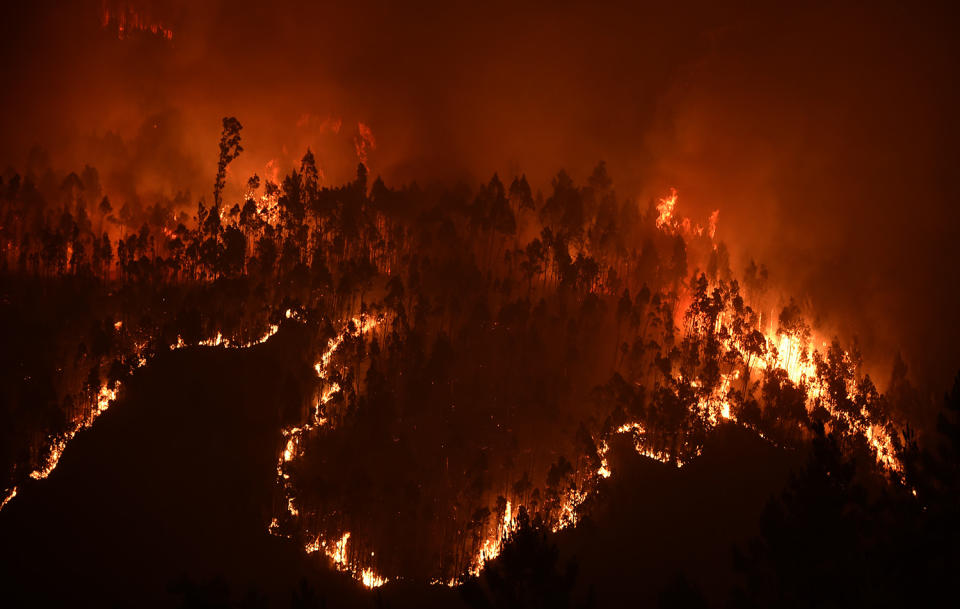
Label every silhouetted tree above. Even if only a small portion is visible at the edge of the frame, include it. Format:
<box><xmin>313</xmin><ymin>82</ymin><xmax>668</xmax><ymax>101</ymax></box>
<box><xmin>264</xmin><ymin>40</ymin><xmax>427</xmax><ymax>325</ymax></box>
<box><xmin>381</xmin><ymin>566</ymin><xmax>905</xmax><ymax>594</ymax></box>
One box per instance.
<box><xmin>214</xmin><ymin>117</ymin><xmax>244</xmax><ymax>208</ymax></box>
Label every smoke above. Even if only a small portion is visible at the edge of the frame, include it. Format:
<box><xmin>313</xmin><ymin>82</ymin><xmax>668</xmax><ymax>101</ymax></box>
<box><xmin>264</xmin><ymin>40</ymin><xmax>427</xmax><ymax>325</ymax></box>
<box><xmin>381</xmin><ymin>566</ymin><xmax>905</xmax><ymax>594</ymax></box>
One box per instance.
<box><xmin>1</xmin><ymin>0</ymin><xmax>958</xmax><ymax>389</ymax></box>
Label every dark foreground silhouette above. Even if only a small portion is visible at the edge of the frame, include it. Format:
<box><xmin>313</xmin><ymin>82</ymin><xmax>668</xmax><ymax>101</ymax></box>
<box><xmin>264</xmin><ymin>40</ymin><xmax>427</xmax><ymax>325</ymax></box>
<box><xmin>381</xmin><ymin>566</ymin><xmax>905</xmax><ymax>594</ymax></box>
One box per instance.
<box><xmin>0</xmin><ymin>323</ymin><xmax>787</xmax><ymax>608</ymax></box>
<box><xmin>2</xmin><ymin>323</ymin><xmax>958</xmax><ymax>607</ymax></box>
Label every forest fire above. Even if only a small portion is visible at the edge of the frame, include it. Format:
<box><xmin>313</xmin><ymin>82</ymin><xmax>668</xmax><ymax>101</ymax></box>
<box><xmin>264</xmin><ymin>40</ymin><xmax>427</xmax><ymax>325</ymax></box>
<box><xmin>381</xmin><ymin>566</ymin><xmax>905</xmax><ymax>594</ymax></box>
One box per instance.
<box><xmin>257</xmin><ymin>185</ymin><xmax>902</xmax><ymax>584</ymax></box>
<box><xmin>1</xmin><ymin>5</ymin><xmax>957</xmax><ymax>608</ymax></box>
<box><xmin>0</xmin><ymin>126</ymin><xmax>908</xmax><ymax>582</ymax></box>
<box><xmin>1</xmin><ymin>114</ymin><xmax>909</xmax><ymax>594</ymax></box>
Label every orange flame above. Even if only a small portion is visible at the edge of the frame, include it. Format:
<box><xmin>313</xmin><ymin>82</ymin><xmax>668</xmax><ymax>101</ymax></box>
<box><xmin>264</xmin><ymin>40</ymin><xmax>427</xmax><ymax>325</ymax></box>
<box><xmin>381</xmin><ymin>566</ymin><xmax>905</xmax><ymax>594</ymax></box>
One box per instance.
<box><xmin>655</xmin><ymin>187</ymin><xmax>678</xmax><ymax>230</ymax></box>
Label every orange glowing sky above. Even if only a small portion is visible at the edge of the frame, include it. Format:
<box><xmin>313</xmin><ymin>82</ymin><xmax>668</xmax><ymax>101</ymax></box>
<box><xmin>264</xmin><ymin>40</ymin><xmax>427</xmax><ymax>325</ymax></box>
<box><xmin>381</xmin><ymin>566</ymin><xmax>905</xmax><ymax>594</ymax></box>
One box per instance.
<box><xmin>1</xmin><ymin>0</ymin><xmax>958</xmax><ymax>390</ymax></box>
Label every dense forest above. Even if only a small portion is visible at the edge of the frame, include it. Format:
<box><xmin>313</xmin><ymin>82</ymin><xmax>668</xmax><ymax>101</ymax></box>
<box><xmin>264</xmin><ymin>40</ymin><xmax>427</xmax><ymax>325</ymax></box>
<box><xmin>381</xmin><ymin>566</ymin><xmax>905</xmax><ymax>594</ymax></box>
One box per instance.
<box><xmin>0</xmin><ymin>118</ymin><xmax>949</xmax><ymax>599</ymax></box>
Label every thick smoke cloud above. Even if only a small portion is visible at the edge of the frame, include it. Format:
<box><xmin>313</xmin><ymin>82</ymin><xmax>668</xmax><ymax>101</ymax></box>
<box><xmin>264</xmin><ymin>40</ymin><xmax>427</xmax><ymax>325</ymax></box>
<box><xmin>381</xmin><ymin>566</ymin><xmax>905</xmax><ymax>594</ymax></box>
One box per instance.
<box><xmin>1</xmin><ymin>0</ymin><xmax>957</xmax><ymax>390</ymax></box>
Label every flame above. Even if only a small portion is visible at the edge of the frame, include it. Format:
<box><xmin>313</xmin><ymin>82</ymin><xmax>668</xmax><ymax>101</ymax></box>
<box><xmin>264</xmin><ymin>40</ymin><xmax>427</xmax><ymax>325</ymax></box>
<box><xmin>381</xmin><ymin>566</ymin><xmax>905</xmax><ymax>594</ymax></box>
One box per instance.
<box><xmin>597</xmin><ymin>440</ymin><xmax>612</xmax><ymax>478</ymax></box>
<box><xmin>272</xmin><ymin>314</ymin><xmax>389</xmax><ymax>589</ymax></box>
<box><xmin>479</xmin><ymin>501</ymin><xmax>515</xmax><ymax>572</ymax></box>
<box><xmin>28</xmin><ymin>383</ymin><xmax>118</xmax><ymax>481</ymax></box>
<box><xmin>0</xmin><ymin>487</ymin><xmax>17</xmax><ymax>510</ymax></box>
<box><xmin>302</xmin><ymin>531</ymin><xmax>388</xmax><ymax>588</ymax></box>
<box><xmin>175</xmin><ymin>323</ymin><xmax>279</xmax><ymax>351</ymax></box>
<box><xmin>708</xmin><ymin>209</ymin><xmax>720</xmax><ymax>240</ymax></box>
<box><xmin>360</xmin><ymin>568</ymin><xmax>388</xmax><ymax>588</ymax></box>
<box><xmin>613</xmin><ymin>422</ymin><xmax>689</xmax><ymax>467</ymax></box>
<box><xmin>326</xmin><ymin>532</ymin><xmax>350</xmax><ymax>565</ymax></box>
<box><xmin>4</xmin><ymin>319</ymin><xmax>283</xmax><ymax>513</ymax></box>
<box><xmin>653</xmin><ymin>189</ymin><xmax>902</xmax><ymax>474</ymax></box>
<box><xmin>305</xmin><ymin>531</ymin><xmax>389</xmax><ymax>587</ymax></box>
<box><xmin>654</xmin><ymin>188</ymin><xmax>719</xmax><ymax>240</ymax></box>
<box><xmin>655</xmin><ymin>187</ymin><xmax>678</xmax><ymax>230</ymax></box>
<box><xmin>100</xmin><ymin>1</ymin><xmax>174</xmax><ymax>41</ymax></box>
<box><xmin>552</xmin><ymin>486</ymin><xmax>591</xmax><ymax>532</ymax></box>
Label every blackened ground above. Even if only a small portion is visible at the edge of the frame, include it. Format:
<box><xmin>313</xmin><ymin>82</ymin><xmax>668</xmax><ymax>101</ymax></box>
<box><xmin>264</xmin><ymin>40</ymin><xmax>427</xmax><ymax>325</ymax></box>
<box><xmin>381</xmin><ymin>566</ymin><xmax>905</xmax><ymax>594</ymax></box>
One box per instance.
<box><xmin>0</xmin><ymin>324</ymin><xmax>455</xmax><ymax>608</ymax></box>
<box><xmin>557</xmin><ymin>426</ymin><xmax>800</xmax><ymax>608</ymax></box>
<box><xmin>0</xmin><ymin>326</ymin><xmax>800</xmax><ymax>608</ymax></box>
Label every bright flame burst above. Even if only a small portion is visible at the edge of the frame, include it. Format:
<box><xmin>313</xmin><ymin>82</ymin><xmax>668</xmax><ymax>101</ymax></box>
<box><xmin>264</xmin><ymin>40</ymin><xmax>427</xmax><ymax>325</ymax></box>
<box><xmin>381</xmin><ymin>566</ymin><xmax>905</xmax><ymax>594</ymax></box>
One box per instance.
<box><xmin>655</xmin><ymin>187</ymin><xmax>678</xmax><ymax>230</ymax></box>
<box><xmin>304</xmin><ymin>532</ymin><xmax>388</xmax><ymax>588</ymax></box>
<box><xmin>655</xmin><ymin>187</ymin><xmax>720</xmax><ymax>239</ymax></box>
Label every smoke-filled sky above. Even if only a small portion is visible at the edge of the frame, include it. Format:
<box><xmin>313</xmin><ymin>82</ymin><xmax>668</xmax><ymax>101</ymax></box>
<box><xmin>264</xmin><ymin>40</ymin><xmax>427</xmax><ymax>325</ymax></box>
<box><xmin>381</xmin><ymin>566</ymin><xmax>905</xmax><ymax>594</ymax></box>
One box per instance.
<box><xmin>2</xmin><ymin>0</ymin><xmax>958</xmax><ymax>390</ymax></box>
